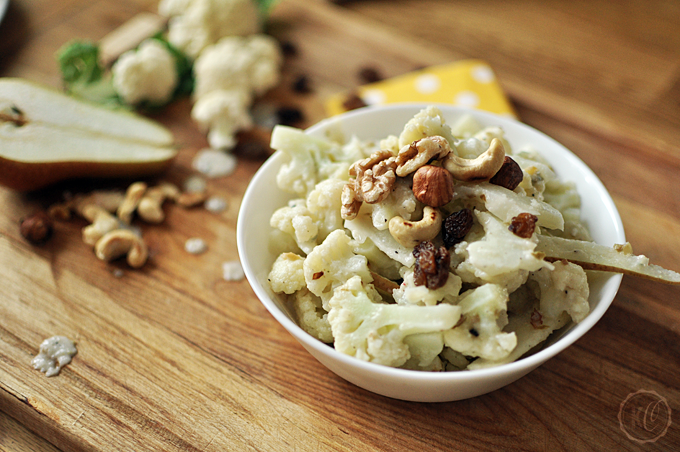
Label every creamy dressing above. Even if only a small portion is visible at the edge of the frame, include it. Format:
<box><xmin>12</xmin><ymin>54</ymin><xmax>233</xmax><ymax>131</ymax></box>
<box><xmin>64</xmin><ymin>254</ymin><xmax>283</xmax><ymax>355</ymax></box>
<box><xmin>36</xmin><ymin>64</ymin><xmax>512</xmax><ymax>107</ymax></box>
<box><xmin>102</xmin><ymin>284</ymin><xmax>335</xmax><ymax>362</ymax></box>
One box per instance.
<box><xmin>32</xmin><ymin>336</ymin><xmax>77</xmax><ymax>377</ymax></box>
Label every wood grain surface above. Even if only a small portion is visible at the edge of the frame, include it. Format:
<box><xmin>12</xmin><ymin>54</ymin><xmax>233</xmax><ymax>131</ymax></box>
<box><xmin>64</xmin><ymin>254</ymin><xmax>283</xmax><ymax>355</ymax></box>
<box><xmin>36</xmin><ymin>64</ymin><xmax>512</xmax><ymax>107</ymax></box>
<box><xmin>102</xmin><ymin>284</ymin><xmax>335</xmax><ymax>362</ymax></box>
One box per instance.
<box><xmin>1</xmin><ymin>0</ymin><xmax>679</xmax><ymax>451</ymax></box>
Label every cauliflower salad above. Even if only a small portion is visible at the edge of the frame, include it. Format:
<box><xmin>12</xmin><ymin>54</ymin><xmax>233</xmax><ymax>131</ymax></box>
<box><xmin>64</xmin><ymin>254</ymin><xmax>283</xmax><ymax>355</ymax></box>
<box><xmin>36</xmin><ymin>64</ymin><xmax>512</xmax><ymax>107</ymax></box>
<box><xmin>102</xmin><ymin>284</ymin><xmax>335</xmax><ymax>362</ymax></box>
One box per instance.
<box><xmin>265</xmin><ymin>106</ymin><xmax>603</xmax><ymax>371</ymax></box>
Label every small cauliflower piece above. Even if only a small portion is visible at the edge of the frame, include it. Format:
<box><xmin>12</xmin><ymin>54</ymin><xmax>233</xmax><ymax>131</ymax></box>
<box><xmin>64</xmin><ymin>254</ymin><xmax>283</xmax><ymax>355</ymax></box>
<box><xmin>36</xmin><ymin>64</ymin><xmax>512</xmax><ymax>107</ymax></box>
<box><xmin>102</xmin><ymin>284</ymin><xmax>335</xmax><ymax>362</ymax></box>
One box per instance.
<box><xmin>111</xmin><ymin>39</ymin><xmax>178</xmax><ymax>105</ymax></box>
<box><xmin>367</xmin><ymin>177</ymin><xmax>417</xmax><ymax>231</ymax></box>
<box><xmin>328</xmin><ymin>276</ymin><xmax>462</xmax><ymax>367</ymax></box>
<box><xmin>452</xmin><ymin>182</ymin><xmax>565</xmax><ymax>231</ymax></box>
<box><xmin>443</xmin><ymin>283</ymin><xmax>517</xmax><ymax>361</ymax></box>
<box><xmin>270</xmin><ymin>199</ymin><xmax>318</xmax><ymax>254</ymax></box>
<box><xmin>306</xmin><ymin>178</ymin><xmax>346</xmax><ymax>242</ymax></box>
<box><xmin>468</xmin><ymin>261</ymin><xmax>589</xmax><ymax>369</ymax></box>
<box><xmin>397</xmin><ymin>105</ymin><xmax>458</xmax><ymax>149</ymax></box>
<box><xmin>402</xmin><ymin>332</ymin><xmax>446</xmax><ymax>371</ymax></box>
<box><xmin>268</xmin><ymin>252</ymin><xmax>306</xmax><ymax>295</ymax></box>
<box><xmin>345</xmin><ymin>207</ymin><xmax>416</xmax><ymax>267</ymax></box>
<box><xmin>531</xmin><ymin>260</ymin><xmax>590</xmax><ymax>323</ymax></box>
<box><xmin>292</xmin><ymin>289</ymin><xmax>334</xmax><ymax>343</ymax></box>
<box><xmin>467</xmin><ymin>211</ymin><xmax>547</xmax><ymax>276</ymax></box>
<box><xmin>271</xmin><ymin>125</ymin><xmax>362</xmax><ymax>198</ymax></box>
<box><xmin>191</xmin><ymin>89</ymin><xmax>252</xmax><ymax>150</ymax></box>
<box><xmin>393</xmin><ymin>266</ymin><xmax>462</xmax><ymax>306</ymax></box>
<box><xmin>303</xmin><ymin>230</ymin><xmax>372</xmax><ymax>309</ymax></box>
<box><xmin>159</xmin><ymin>0</ymin><xmax>261</xmax><ymax>59</ymax></box>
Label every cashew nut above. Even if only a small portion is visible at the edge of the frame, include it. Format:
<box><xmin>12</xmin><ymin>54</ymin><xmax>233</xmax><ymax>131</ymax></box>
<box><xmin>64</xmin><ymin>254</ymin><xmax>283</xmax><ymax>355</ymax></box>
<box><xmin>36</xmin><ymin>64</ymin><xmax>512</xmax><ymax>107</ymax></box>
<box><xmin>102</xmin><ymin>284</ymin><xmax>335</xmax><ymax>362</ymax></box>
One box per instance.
<box><xmin>81</xmin><ymin>205</ymin><xmax>121</xmax><ymax>246</ymax></box>
<box><xmin>117</xmin><ymin>182</ymin><xmax>148</xmax><ymax>224</ymax></box>
<box><xmin>94</xmin><ymin>229</ymin><xmax>148</xmax><ymax>268</ymax></box>
<box><xmin>443</xmin><ymin>138</ymin><xmax>506</xmax><ymax>181</ymax></box>
<box><xmin>137</xmin><ymin>182</ymin><xmax>180</xmax><ymax>223</ymax></box>
<box><xmin>388</xmin><ymin>206</ymin><xmax>442</xmax><ymax>248</ymax></box>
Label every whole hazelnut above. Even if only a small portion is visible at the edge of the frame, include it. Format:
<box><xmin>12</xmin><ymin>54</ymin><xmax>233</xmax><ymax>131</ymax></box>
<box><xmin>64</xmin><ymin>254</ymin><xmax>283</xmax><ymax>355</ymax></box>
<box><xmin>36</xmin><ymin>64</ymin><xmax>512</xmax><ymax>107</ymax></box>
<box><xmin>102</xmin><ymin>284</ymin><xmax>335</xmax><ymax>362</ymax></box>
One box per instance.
<box><xmin>20</xmin><ymin>211</ymin><xmax>53</xmax><ymax>244</ymax></box>
<box><xmin>412</xmin><ymin>165</ymin><xmax>454</xmax><ymax>207</ymax></box>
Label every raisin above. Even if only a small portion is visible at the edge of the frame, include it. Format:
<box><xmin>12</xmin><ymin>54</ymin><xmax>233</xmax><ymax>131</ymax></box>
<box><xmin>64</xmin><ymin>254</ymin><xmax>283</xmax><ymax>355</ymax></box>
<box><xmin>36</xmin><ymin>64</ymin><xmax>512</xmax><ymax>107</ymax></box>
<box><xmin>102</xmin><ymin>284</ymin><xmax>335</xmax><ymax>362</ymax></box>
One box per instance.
<box><xmin>342</xmin><ymin>92</ymin><xmax>367</xmax><ymax>111</ymax></box>
<box><xmin>442</xmin><ymin>208</ymin><xmax>474</xmax><ymax>248</ymax></box>
<box><xmin>509</xmin><ymin>212</ymin><xmax>538</xmax><ymax>238</ymax></box>
<box><xmin>276</xmin><ymin>107</ymin><xmax>304</xmax><ymax>126</ymax></box>
<box><xmin>279</xmin><ymin>40</ymin><xmax>298</xmax><ymax>57</ymax></box>
<box><xmin>413</xmin><ymin>241</ymin><xmax>450</xmax><ymax>290</ymax></box>
<box><xmin>530</xmin><ymin>308</ymin><xmax>546</xmax><ymax>329</ymax></box>
<box><xmin>490</xmin><ymin>156</ymin><xmax>524</xmax><ymax>191</ymax></box>
<box><xmin>292</xmin><ymin>74</ymin><xmax>312</xmax><ymax>94</ymax></box>
<box><xmin>358</xmin><ymin>66</ymin><xmax>383</xmax><ymax>84</ymax></box>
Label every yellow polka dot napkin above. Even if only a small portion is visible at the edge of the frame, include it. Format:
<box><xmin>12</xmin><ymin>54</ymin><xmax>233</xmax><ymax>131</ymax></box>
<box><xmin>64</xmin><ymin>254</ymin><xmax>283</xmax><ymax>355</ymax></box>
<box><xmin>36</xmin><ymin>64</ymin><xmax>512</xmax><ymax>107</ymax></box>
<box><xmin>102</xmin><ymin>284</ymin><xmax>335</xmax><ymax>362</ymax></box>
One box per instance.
<box><xmin>325</xmin><ymin>59</ymin><xmax>516</xmax><ymax>118</ymax></box>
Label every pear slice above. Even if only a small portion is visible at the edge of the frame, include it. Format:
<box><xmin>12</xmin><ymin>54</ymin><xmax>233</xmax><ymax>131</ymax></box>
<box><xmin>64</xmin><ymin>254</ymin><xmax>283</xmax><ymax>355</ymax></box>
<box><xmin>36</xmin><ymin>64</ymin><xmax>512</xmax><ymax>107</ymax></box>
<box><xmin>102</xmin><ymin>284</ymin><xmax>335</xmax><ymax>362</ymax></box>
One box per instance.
<box><xmin>0</xmin><ymin>78</ymin><xmax>177</xmax><ymax>191</ymax></box>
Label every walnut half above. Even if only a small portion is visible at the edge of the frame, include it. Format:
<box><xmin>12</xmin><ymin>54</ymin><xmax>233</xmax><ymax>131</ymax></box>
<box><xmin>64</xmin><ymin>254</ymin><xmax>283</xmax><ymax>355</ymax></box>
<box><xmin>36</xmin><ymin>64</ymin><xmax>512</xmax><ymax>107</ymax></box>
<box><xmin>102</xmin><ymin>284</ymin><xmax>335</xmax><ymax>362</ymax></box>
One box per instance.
<box><xmin>342</xmin><ymin>150</ymin><xmax>397</xmax><ymax>220</ymax></box>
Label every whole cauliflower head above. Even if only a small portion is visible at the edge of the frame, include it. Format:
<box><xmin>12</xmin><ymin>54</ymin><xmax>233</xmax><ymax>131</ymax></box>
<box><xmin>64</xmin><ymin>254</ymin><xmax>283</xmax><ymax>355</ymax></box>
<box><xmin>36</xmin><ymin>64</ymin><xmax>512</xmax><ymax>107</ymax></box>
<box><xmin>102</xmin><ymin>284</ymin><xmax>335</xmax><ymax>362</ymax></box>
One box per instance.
<box><xmin>112</xmin><ymin>39</ymin><xmax>178</xmax><ymax>105</ymax></box>
<box><xmin>159</xmin><ymin>0</ymin><xmax>261</xmax><ymax>59</ymax></box>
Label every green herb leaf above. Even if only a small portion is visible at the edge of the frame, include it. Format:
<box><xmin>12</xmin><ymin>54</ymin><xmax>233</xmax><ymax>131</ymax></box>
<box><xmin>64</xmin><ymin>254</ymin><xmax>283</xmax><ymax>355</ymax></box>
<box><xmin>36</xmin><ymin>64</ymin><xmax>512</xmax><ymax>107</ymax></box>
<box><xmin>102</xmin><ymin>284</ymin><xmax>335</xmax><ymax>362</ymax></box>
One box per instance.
<box><xmin>254</xmin><ymin>0</ymin><xmax>280</xmax><ymax>17</ymax></box>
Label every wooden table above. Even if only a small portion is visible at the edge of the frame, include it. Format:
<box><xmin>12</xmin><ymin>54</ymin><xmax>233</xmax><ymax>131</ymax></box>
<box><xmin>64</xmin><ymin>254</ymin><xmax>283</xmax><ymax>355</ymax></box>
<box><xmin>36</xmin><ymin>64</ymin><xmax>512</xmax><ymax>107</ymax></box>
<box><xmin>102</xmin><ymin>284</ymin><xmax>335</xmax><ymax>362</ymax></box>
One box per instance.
<box><xmin>1</xmin><ymin>0</ymin><xmax>679</xmax><ymax>450</ymax></box>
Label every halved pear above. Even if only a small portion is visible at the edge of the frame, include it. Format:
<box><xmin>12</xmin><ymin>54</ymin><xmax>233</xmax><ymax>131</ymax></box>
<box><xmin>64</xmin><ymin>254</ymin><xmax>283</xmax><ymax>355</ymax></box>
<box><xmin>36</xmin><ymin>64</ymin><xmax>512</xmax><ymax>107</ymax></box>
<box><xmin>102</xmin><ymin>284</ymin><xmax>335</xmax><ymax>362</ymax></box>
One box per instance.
<box><xmin>0</xmin><ymin>78</ymin><xmax>177</xmax><ymax>191</ymax></box>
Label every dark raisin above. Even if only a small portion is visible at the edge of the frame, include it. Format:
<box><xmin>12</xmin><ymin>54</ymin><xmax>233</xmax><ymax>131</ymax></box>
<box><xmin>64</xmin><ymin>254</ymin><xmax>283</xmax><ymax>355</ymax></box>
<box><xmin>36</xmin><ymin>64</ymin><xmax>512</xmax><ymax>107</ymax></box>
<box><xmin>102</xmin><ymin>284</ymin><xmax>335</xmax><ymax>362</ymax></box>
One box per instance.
<box><xmin>342</xmin><ymin>92</ymin><xmax>367</xmax><ymax>111</ymax></box>
<box><xmin>530</xmin><ymin>308</ymin><xmax>546</xmax><ymax>329</ymax></box>
<box><xmin>508</xmin><ymin>212</ymin><xmax>538</xmax><ymax>238</ymax></box>
<box><xmin>442</xmin><ymin>208</ymin><xmax>474</xmax><ymax>248</ymax></box>
<box><xmin>279</xmin><ymin>40</ymin><xmax>298</xmax><ymax>57</ymax></box>
<box><xmin>413</xmin><ymin>241</ymin><xmax>450</xmax><ymax>290</ymax></box>
<box><xmin>276</xmin><ymin>107</ymin><xmax>304</xmax><ymax>126</ymax></box>
<box><xmin>292</xmin><ymin>74</ymin><xmax>312</xmax><ymax>94</ymax></box>
<box><xmin>358</xmin><ymin>66</ymin><xmax>383</xmax><ymax>84</ymax></box>
<box><xmin>490</xmin><ymin>156</ymin><xmax>524</xmax><ymax>191</ymax></box>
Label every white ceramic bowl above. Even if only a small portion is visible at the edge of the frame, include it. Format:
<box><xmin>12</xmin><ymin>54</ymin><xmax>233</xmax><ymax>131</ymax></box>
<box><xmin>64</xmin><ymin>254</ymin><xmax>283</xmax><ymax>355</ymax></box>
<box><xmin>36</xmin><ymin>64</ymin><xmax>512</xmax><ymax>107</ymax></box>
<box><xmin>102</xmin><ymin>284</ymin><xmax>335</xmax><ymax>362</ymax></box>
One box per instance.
<box><xmin>237</xmin><ymin>104</ymin><xmax>624</xmax><ymax>402</ymax></box>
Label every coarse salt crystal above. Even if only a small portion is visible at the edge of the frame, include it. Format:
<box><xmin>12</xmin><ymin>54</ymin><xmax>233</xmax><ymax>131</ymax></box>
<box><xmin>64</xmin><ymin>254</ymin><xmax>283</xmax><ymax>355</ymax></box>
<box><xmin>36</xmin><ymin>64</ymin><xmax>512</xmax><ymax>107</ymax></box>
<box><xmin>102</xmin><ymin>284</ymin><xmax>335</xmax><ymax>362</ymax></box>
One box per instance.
<box><xmin>205</xmin><ymin>196</ymin><xmax>228</xmax><ymax>213</ymax></box>
<box><xmin>184</xmin><ymin>175</ymin><xmax>207</xmax><ymax>193</ymax></box>
<box><xmin>192</xmin><ymin>148</ymin><xmax>238</xmax><ymax>178</ymax></box>
<box><xmin>222</xmin><ymin>260</ymin><xmax>245</xmax><ymax>281</ymax></box>
<box><xmin>185</xmin><ymin>237</ymin><xmax>208</xmax><ymax>254</ymax></box>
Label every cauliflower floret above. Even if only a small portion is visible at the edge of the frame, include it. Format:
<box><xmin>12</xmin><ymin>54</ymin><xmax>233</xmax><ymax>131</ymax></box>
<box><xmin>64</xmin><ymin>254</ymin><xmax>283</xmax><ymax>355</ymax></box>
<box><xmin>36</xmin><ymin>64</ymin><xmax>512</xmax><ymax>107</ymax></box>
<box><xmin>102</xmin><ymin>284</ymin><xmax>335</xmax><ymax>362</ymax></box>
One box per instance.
<box><xmin>303</xmin><ymin>230</ymin><xmax>372</xmax><ymax>309</ymax></box>
<box><xmin>193</xmin><ymin>35</ymin><xmax>282</xmax><ymax>99</ymax></box>
<box><xmin>345</xmin><ymin>207</ymin><xmax>415</xmax><ymax>267</ymax></box>
<box><xmin>443</xmin><ymin>283</ymin><xmax>517</xmax><ymax>361</ymax></box>
<box><xmin>111</xmin><ymin>39</ymin><xmax>178</xmax><ymax>105</ymax></box>
<box><xmin>292</xmin><ymin>289</ymin><xmax>333</xmax><ymax>343</ymax></box>
<box><xmin>351</xmin><ymin>238</ymin><xmax>402</xmax><ymax>281</ymax></box>
<box><xmin>401</xmin><ymin>332</ymin><xmax>446</xmax><ymax>371</ymax></box>
<box><xmin>270</xmin><ymin>199</ymin><xmax>318</xmax><ymax>254</ymax></box>
<box><xmin>393</xmin><ymin>267</ymin><xmax>462</xmax><ymax>306</ymax></box>
<box><xmin>397</xmin><ymin>105</ymin><xmax>457</xmax><ymax>149</ymax></box>
<box><xmin>328</xmin><ymin>276</ymin><xmax>462</xmax><ymax>367</ymax></box>
<box><xmin>468</xmin><ymin>261</ymin><xmax>589</xmax><ymax>370</ymax></box>
<box><xmin>191</xmin><ymin>89</ymin><xmax>252</xmax><ymax>149</ymax></box>
<box><xmin>531</xmin><ymin>260</ymin><xmax>590</xmax><ymax>323</ymax></box>
<box><xmin>159</xmin><ymin>0</ymin><xmax>261</xmax><ymax>59</ymax></box>
<box><xmin>368</xmin><ymin>177</ymin><xmax>417</xmax><ymax>231</ymax></box>
<box><xmin>271</xmin><ymin>126</ymin><xmax>360</xmax><ymax>198</ymax></box>
<box><xmin>268</xmin><ymin>252</ymin><xmax>306</xmax><ymax>295</ymax></box>
<box><xmin>452</xmin><ymin>182</ymin><xmax>564</xmax><ymax>231</ymax></box>
<box><xmin>457</xmin><ymin>211</ymin><xmax>552</xmax><ymax>285</ymax></box>
<box><xmin>306</xmin><ymin>178</ymin><xmax>346</xmax><ymax>242</ymax></box>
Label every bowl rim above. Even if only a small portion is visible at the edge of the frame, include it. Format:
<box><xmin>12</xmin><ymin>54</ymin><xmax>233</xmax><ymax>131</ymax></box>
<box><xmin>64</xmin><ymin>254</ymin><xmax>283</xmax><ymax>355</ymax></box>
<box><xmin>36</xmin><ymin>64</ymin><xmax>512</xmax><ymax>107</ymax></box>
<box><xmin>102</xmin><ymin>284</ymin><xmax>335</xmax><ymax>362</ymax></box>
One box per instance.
<box><xmin>237</xmin><ymin>103</ymin><xmax>624</xmax><ymax>383</ymax></box>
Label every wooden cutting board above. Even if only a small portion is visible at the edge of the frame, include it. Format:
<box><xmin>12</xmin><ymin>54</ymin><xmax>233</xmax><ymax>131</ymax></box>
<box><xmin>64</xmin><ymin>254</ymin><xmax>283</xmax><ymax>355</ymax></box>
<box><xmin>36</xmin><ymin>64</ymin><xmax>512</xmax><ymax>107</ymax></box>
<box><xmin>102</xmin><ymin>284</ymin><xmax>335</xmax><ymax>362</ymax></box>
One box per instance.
<box><xmin>2</xmin><ymin>1</ymin><xmax>679</xmax><ymax>451</ymax></box>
